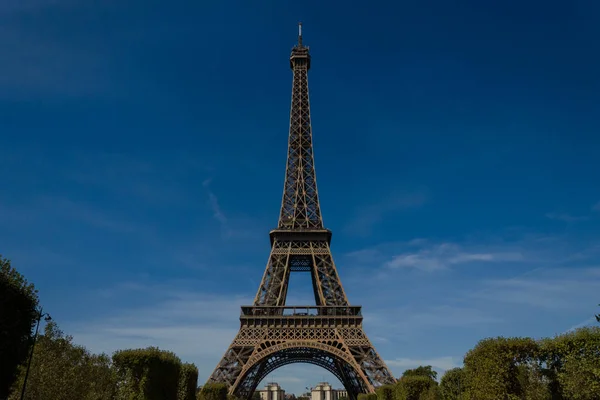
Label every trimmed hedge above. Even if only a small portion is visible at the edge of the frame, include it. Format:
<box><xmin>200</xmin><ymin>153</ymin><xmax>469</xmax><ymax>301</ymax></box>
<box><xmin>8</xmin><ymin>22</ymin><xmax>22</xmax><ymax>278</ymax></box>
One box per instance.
<box><xmin>113</xmin><ymin>346</ymin><xmax>182</xmax><ymax>400</ymax></box>
<box><xmin>198</xmin><ymin>383</ymin><xmax>229</xmax><ymax>400</ymax></box>
<box><xmin>375</xmin><ymin>385</ymin><xmax>394</xmax><ymax>400</ymax></box>
<box><xmin>178</xmin><ymin>363</ymin><xmax>199</xmax><ymax>400</ymax></box>
<box><xmin>358</xmin><ymin>393</ymin><xmax>377</xmax><ymax>400</ymax></box>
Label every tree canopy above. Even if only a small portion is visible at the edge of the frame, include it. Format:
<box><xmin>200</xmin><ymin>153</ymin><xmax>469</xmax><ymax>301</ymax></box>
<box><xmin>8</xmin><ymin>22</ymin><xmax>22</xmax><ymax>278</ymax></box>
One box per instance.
<box><xmin>0</xmin><ymin>256</ymin><xmax>40</xmax><ymax>399</ymax></box>
<box><xmin>8</xmin><ymin>321</ymin><xmax>116</xmax><ymax>400</ymax></box>
<box><xmin>113</xmin><ymin>346</ymin><xmax>182</xmax><ymax>400</ymax></box>
<box><xmin>439</xmin><ymin>368</ymin><xmax>465</xmax><ymax>400</ymax></box>
<box><xmin>402</xmin><ymin>366</ymin><xmax>437</xmax><ymax>382</ymax></box>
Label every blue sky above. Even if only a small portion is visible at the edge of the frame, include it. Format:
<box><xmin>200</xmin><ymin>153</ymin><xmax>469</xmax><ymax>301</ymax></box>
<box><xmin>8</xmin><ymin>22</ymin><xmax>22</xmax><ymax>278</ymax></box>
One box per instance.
<box><xmin>1</xmin><ymin>0</ymin><xmax>600</xmax><ymax>395</ymax></box>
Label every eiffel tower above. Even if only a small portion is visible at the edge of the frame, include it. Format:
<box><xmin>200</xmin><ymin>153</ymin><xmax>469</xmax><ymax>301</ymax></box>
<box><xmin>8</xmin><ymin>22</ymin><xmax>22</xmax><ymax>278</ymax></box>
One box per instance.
<box><xmin>206</xmin><ymin>24</ymin><xmax>396</xmax><ymax>400</ymax></box>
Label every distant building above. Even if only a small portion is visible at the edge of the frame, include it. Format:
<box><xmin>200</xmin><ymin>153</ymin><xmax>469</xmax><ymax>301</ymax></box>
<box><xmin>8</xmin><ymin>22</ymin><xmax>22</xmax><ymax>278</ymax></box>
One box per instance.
<box><xmin>257</xmin><ymin>382</ymin><xmax>286</xmax><ymax>400</ymax></box>
<box><xmin>310</xmin><ymin>382</ymin><xmax>347</xmax><ymax>400</ymax></box>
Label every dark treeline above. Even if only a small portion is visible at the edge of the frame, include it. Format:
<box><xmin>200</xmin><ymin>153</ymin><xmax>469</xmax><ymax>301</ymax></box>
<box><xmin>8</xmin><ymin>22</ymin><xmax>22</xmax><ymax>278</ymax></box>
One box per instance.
<box><xmin>1</xmin><ymin>256</ymin><xmax>199</xmax><ymax>400</ymax></box>
<box><xmin>2</xmin><ymin>255</ymin><xmax>599</xmax><ymax>400</ymax></box>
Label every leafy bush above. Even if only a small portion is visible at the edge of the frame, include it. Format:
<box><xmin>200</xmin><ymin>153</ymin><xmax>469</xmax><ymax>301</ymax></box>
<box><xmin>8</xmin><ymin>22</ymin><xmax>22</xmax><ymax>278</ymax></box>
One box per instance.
<box><xmin>8</xmin><ymin>321</ymin><xmax>116</xmax><ymax>400</ymax></box>
<box><xmin>178</xmin><ymin>363</ymin><xmax>199</xmax><ymax>400</ymax></box>
<box><xmin>539</xmin><ymin>327</ymin><xmax>600</xmax><ymax>400</ymax></box>
<box><xmin>375</xmin><ymin>384</ymin><xmax>394</xmax><ymax>400</ymax></box>
<box><xmin>439</xmin><ymin>368</ymin><xmax>465</xmax><ymax>400</ymax></box>
<box><xmin>198</xmin><ymin>383</ymin><xmax>229</xmax><ymax>400</ymax></box>
<box><xmin>463</xmin><ymin>336</ymin><xmax>539</xmax><ymax>400</ymax></box>
<box><xmin>395</xmin><ymin>376</ymin><xmax>436</xmax><ymax>400</ymax></box>
<box><xmin>113</xmin><ymin>347</ymin><xmax>182</xmax><ymax>400</ymax></box>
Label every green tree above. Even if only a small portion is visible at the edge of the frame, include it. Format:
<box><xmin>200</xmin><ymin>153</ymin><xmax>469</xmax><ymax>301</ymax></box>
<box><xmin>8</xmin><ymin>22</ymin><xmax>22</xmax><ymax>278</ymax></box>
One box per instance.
<box><xmin>8</xmin><ymin>321</ymin><xmax>116</xmax><ymax>400</ymax></box>
<box><xmin>539</xmin><ymin>327</ymin><xmax>600</xmax><ymax>400</ymax></box>
<box><xmin>439</xmin><ymin>368</ymin><xmax>465</xmax><ymax>400</ymax></box>
<box><xmin>198</xmin><ymin>383</ymin><xmax>228</xmax><ymax>400</ymax></box>
<box><xmin>113</xmin><ymin>347</ymin><xmax>181</xmax><ymax>400</ymax></box>
<box><xmin>463</xmin><ymin>336</ymin><xmax>539</xmax><ymax>400</ymax></box>
<box><xmin>419</xmin><ymin>385</ymin><xmax>441</xmax><ymax>400</ymax></box>
<box><xmin>515</xmin><ymin>363</ymin><xmax>550</xmax><ymax>400</ymax></box>
<box><xmin>402</xmin><ymin>366</ymin><xmax>437</xmax><ymax>382</ymax></box>
<box><xmin>395</xmin><ymin>376</ymin><xmax>436</xmax><ymax>400</ymax></box>
<box><xmin>251</xmin><ymin>391</ymin><xmax>261</xmax><ymax>400</ymax></box>
<box><xmin>179</xmin><ymin>363</ymin><xmax>199</xmax><ymax>400</ymax></box>
<box><xmin>0</xmin><ymin>256</ymin><xmax>40</xmax><ymax>399</ymax></box>
<box><xmin>375</xmin><ymin>384</ymin><xmax>394</xmax><ymax>400</ymax></box>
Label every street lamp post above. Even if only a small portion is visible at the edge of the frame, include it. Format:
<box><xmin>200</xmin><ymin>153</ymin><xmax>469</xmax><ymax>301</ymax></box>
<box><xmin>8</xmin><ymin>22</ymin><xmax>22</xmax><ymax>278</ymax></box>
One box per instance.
<box><xmin>19</xmin><ymin>308</ymin><xmax>51</xmax><ymax>400</ymax></box>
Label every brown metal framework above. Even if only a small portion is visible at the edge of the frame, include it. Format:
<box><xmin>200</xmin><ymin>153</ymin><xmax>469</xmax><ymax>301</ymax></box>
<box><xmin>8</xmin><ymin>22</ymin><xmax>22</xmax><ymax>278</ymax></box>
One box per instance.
<box><xmin>206</xmin><ymin>24</ymin><xmax>396</xmax><ymax>400</ymax></box>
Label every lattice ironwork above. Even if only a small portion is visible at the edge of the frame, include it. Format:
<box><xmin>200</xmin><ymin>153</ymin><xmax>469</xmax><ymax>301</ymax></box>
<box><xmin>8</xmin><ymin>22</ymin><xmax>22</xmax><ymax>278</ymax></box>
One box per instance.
<box><xmin>206</xmin><ymin>24</ymin><xmax>396</xmax><ymax>400</ymax></box>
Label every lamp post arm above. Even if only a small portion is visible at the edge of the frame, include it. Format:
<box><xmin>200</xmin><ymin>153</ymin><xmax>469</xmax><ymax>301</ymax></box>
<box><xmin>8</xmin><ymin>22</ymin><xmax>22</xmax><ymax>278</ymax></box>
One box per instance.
<box><xmin>19</xmin><ymin>309</ymin><xmax>45</xmax><ymax>400</ymax></box>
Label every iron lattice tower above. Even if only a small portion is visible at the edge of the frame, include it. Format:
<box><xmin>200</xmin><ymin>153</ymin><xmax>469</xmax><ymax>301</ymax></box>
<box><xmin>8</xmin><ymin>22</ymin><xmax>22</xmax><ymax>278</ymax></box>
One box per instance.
<box><xmin>206</xmin><ymin>24</ymin><xmax>396</xmax><ymax>399</ymax></box>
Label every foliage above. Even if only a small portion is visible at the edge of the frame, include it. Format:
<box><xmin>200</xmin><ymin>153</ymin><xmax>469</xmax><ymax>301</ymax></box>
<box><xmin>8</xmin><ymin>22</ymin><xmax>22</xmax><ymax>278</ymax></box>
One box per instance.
<box><xmin>198</xmin><ymin>383</ymin><xmax>229</xmax><ymax>400</ymax></box>
<box><xmin>463</xmin><ymin>336</ymin><xmax>539</xmax><ymax>400</ymax></box>
<box><xmin>418</xmin><ymin>385</ymin><xmax>441</xmax><ymax>400</ymax></box>
<box><xmin>8</xmin><ymin>321</ymin><xmax>116</xmax><ymax>400</ymax></box>
<box><xmin>113</xmin><ymin>346</ymin><xmax>182</xmax><ymax>400</ymax></box>
<box><xmin>516</xmin><ymin>364</ymin><xmax>551</xmax><ymax>400</ymax></box>
<box><xmin>251</xmin><ymin>391</ymin><xmax>262</xmax><ymax>400</ymax></box>
<box><xmin>395</xmin><ymin>376</ymin><xmax>436</xmax><ymax>400</ymax></box>
<box><xmin>375</xmin><ymin>384</ymin><xmax>394</xmax><ymax>400</ymax></box>
<box><xmin>0</xmin><ymin>256</ymin><xmax>40</xmax><ymax>399</ymax></box>
<box><xmin>357</xmin><ymin>394</ymin><xmax>368</xmax><ymax>400</ymax></box>
<box><xmin>439</xmin><ymin>368</ymin><xmax>465</xmax><ymax>400</ymax></box>
<box><xmin>539</xmin><ymin>327</ymin><xmax>600</xmax><ymax>400</ymax></box>
<box><xmin>178</xmin><ymin>363</ymin><xmax>199</xmax><ymax>400</ymax></box>
<box><xmin>365</xmin><ymin>393</ymin><xmax>377</xmax><ymax>400</ymax></box>
<box><xmin>402</xmin><ymin>366</ymin><xmax>437</xmax><ymax>382</ymax></box>
<box><xmin>337</xmin><ymin>396</ymin><xmax>347</xmax><ymax>400</ymax></box>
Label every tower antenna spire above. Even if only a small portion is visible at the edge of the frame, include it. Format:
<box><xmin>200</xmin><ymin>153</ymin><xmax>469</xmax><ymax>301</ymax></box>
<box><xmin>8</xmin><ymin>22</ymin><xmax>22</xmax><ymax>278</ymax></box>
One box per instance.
<box><xmin>298</xmin><ymin>22</ymin><xmax>302</xmax><ymax>46</ymax></box>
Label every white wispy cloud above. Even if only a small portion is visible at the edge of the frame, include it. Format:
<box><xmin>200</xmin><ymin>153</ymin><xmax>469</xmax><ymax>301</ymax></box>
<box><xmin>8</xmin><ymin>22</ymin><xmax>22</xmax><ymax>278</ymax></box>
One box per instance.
<box><xmin>344</xmin><ymin>239</ymin><xmax>525</xmax><ymax>274</ymax></box>
<box><xmin>203</xmin><ymin>178</ymin><xmax>232</xmax><ymax>238</ymax></box>
<box><xmin>203</xmin><ymin>179</ymin><xmax>228</xmax><ymax>225</ymax></box>
<box><xmin>362</xmin><ymin>305</ymin><xmax>503</xmax><ymax>343</ymax></box>
<box><xmin>545</xmin><ymin>212</ymin><xmax>589</xmax><ymax>222</ymax></box>
<box><xmin>470</xmin><ymin>267</ymin><xmax>600</xmax><ymax>310</ymax></box>
<box><xmin>67</xmin><ymin>282</ymin><xmax>251</xmax><ymax>380</ymax></box>
<box><xmin>383</xmin><ymin>242</ymin><xmax>523</xmax><ymax>272</ymax></box>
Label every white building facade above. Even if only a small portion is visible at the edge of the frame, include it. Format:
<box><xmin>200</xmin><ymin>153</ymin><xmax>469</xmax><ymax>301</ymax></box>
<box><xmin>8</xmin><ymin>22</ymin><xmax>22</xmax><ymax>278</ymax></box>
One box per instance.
<box><xmin>257</xmin><ymin>383</ymin><xmax>286</xmax><ymax>400</ymax></box>
<box><xmin>310</xmin><ymin>382</ymin><xmax>347</xmax><ymax>400</ymax></box>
